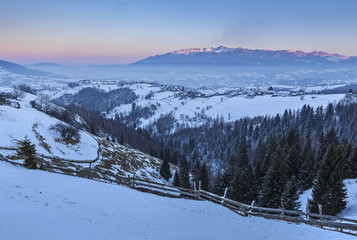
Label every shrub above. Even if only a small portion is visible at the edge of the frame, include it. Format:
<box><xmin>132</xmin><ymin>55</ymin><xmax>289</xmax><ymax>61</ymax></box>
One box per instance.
<box><xmin>50</xmin><ymin>123</ymin><xmax>80</xmax><ymax>140</ymax></box>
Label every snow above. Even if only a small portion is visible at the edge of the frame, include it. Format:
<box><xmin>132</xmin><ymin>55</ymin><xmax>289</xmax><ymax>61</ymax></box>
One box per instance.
<box><xmin>0</xmin><ymin>92</ymin><xmax>98</xmax><ymax>161</ymax></box>
<box><xmin>203</xmin><ymin>94</ymin><xmax>344</xmax><ymax>120</ymax></box>
<box><xmin>342</xmin><ymin>179</ymin><xmax>357</xmax><ymax>219</ymax></box>
<box><xmin>0</xmin><ymin>161</ymin><xmax>354</xmax><ymax>240</ymax></box>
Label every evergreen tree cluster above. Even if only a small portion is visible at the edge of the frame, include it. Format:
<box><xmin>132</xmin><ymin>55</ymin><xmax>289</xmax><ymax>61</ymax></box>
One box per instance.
<box><xmin>162</xmin><ymin>101</ymin><xmax>357</xmax><ymax>215</ymax></box>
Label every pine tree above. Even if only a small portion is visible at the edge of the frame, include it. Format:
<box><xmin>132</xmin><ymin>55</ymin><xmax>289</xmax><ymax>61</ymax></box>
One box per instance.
<box><xmin>238</xmin><ymin>139</ymin><xmax>249</xmax><ymax>166</ymax></box>
<box><xmin>180</xmin><ymin>157</ymin><xmax>191</xmax><ymax>189</ymax></box>
<box><xmin>226</xmin><ymin>154</ymin><xmax>238</xmax><ymax>180</ymax></box>
<box><xmin>160</xmin><ymin>158</ymin><xmax>172</xmax><ymax>181</ymax></box>
<box><xmin>309</xmin><ymin>144</ymin><xmax>347</xmax><ymax>216</ymax></box>
<box><xmin>280</xmin><ymin>176</ymin><xmax>301</xmax><ymax>210</ymax></box>
<box><xmin>192</xmin><ymin>161</ymin><xmax>201</xmax><ymax>188</ymax></box>
<box><xmin>262</xmin><ymin>134</ymin><xmax>277</xmax><ymax>173</ymax></box>
<box><xmin>231</xmin><ymin>162</ymin><xmax>255</xmax><ymax>204</ymax></box>
<box><xmin>299</xmin><ymin>135</ymin><xmax>316</xmax><ymax>190</ymax></box>
<box><xmin>259</xmin><ymin>147</ymin><xmax>288</xmax><ymax>208</ymax></box>
<box><xmin>253</xmin><ymin>139</ymin><xmax>267</xmax><ymax>193</ymax></box>
<box><xmin>324</xmin><ymin>103</ymin><xmax>334</xmax><ymax>130</ymax></box>
<box><xmin>16</xmin><ymin>136</ymin><xmax>37</xmax><ymax>169</ymax></box>
<box><xmin>346</xmin><ymin>146</ymin><xmax>357</xmax><ymax>178</ymax></box>
<box><xmin>171</xmin><ymin>151</ymin><xmax>178</xmax><ymax>165</ymax></box>
<box><xmin>325</xmin><ymin>128</ymin><xmax>339</xmax><ymax>146</ymax></box>
<box><xmin>214</xmin><ymin>171</ymin><xmax>228</xmax><ymax>195</ymax></box>
<box><xmin>173</xmin><ymin>169</ymin><xmax>181</xmax><ymax>187</ymax></box>
<box><xmin>198</xmin><ymin>162</ymin><xmax>210</xmax><ymax>191</ymax></box>
<box><xmin>286</xmin><ymin>143</ymin><xmax>301</xmax><ymax>180</ymax></box>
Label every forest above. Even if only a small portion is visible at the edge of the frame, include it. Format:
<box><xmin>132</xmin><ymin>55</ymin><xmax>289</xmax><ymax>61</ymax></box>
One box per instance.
<box><xmin>159</xmin><ymin>95</ymin><xmax>357</xmax><ymax>215</ymax></box>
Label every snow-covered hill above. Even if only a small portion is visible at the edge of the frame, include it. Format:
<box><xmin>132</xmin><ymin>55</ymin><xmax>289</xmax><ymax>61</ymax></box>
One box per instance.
<box><xmin>53</xmin><ymin>81</ymin><xmax>346</xmax><ymax>134</ymax></box>
<box><xmin>0</xmin><ymin>161</ymin><xmax>354</xmax><ymax>240</ymax></box>
<box><xmin>0</xmin><ymin>89</ymin><xmax>168</xmax><ymax>182</ymax></box>
<box><xmin>0</xmin><ymin>91</ymin><xmax>98</xmax><ymax>160</ymax></box>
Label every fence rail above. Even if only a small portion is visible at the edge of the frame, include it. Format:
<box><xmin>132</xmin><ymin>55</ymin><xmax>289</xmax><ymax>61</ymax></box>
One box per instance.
<box><xmin>2</xmin><ymin>157</ymin><xmax>357</xmax><ymax>235</ymax></box>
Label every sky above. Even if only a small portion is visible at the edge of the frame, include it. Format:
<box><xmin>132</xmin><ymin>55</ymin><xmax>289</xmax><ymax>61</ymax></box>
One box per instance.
<box><xmin>0</xmin><ymin>0</ymin><xmax>357</xmax><ymax>65</ymax></box>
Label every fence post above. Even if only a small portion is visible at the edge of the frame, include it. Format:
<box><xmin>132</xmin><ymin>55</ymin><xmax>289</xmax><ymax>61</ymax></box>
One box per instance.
<box><xmin>193</xmin><ymin>182</ymin><xmax>197</xmax><ymax>200</ymax></box>
<box><xmin>248</xmin><ymin>200</ymin><xmax>255</xmax><ymax>216</ymax></box>
<box><xmin>199</xmin><ymin>181</ymin><xmax>201</xmax><ymax>191</ymax></box>
<box><xmin>318</xmin><ymin>203</ymin><xmax>323</xmax><ymax>228</ymax></box>
<box><xmin>132</xmin><ymin>174</ymin><xmax>136</xmax><ymax>188</ymax></box>
<box><xmin>221</xmin><ymin>188</ymin><xmax>228</xmax><ymax>204</ymax></box>
<box><xmin>305</xmin><ymin>200</ymin><xmax>309</xmax><ymax>219</ymax></box>
<box><xmin>39</xmin><ymin>154</ymin><xmax>44</xmax><ymax>170</ymax></box>
<box><xmin>318</xmin><ymin>203</ymin><xmax>323</xmax><ymax>216</ymax></box>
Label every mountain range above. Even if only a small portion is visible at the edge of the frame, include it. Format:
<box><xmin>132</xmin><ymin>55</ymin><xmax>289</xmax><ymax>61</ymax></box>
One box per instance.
<box><xmin>1</xmin><ymin>46</ymin><xmax>357</xmax><ymax>88</ymax></box>
<box><xmin>133</xmin><ymin>46</ymin><xmax>357</xmax><ymax>66</ymax></box>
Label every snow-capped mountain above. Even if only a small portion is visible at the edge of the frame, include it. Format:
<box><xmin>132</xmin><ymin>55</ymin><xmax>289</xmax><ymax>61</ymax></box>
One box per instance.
<box><xmin>133</xmin><ymin>46</ymin><xmax>354</xmax><ymax>66</ymax></box>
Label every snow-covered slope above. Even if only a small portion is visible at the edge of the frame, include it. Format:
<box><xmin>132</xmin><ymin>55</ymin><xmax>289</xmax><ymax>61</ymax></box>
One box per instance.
<box><xmin>0</xmin><ymin>89</ymin><xmax>168</xmax><ymax>182</ymax></box>
<box><xmin>0</xmin><ymin>92</ymin><xmax>98</xmax><ymax>161</ymax></box>
<box><xmin>0</xmin><ymin>161</ymin><xmax>354</xmax><ymax>240</ymax></box>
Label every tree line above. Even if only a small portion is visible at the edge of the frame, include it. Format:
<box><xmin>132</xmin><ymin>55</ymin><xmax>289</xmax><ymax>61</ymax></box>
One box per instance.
<box><xmin>161</xmin><ymin>99</ymin><xmax>357</xmax><ymax>215</ymax></box>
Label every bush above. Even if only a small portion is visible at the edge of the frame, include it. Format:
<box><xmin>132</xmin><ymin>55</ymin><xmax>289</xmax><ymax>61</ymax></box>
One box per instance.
<box><xmin>50</xmin><ymin>123</ymin><xmax>80</xmax><ymax>140</ymax></box>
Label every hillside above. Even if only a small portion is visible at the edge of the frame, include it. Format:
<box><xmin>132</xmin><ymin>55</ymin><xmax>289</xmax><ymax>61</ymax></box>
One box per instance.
<box><xmin>1</xmin><ymin>161</ymin><xmax>355</xmax><ymax>240</ymax></box>
<box><xmin>0</xmin><ymin>89</ymin><xmax>168</xmax><ymax>183</ymax></box>
<box><xmin>0</xmin><ymin>60</ymin><xmax>58</xmax><ymax>77</ymax></box>
<box><xmin>53</xmin><ymin>81</ymin><xmax>346</xmax><ymax>135</ymax></box>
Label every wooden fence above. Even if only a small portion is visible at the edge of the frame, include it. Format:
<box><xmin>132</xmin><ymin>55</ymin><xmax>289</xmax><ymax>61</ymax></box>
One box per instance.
<box><xmin>2</xmin><ymin>157</ymin><xmax>357</xmax><ymax>236</ymax></box>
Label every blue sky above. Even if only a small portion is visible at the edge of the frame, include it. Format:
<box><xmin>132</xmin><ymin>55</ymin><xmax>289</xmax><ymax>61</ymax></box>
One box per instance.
<box><xmin>0</xmin><ymin>0</ymin><xmax>356</xmax><ymax>65</ymax></box>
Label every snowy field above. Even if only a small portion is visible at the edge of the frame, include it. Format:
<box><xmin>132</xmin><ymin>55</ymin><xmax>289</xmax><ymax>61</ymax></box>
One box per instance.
<box><xmin>0</xmin><ymin>92</ymin><xmax>98</xmax><ymax>161</ymax></box>
<box><xmin>184</xmin><ymin>94</ymin><xmax>345</xmax><ymax>121</ymax></box>
<box><xmin>0</xmin><ymin>161</ymin><xmax>355</xmax><ymax>240</ymax></box>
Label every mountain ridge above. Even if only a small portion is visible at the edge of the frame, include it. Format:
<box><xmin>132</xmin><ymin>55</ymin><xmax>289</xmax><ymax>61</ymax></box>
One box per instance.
<box><xmin>133</xmin><ymin>46</ymin><xmax>355</xmax><ymax>66</ymax></box>
<box><xmin>168</xmin><ymin>46</ymin><xmax>347</xmax><ymax>58</ymax></box>
<box><xmin>0</xmin><ymin>59</ymin><xmax>67</xmax><ymax>78</ymax></box>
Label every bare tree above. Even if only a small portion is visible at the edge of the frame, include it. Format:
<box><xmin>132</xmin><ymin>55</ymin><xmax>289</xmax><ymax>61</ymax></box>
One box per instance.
<box><xmin>37</xmin><ymin>94</ymin><xmax>51</xmax><ymax>113</ymax></box>
<box><xmin>49</xmin><ymin>123</ymin><xmax>80</xmax><ymax>140</ymax></box>
<box><xmin>12</xmin><ymin>85</ymin><xmax>24</xmax><ymax>99</ymax></box>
